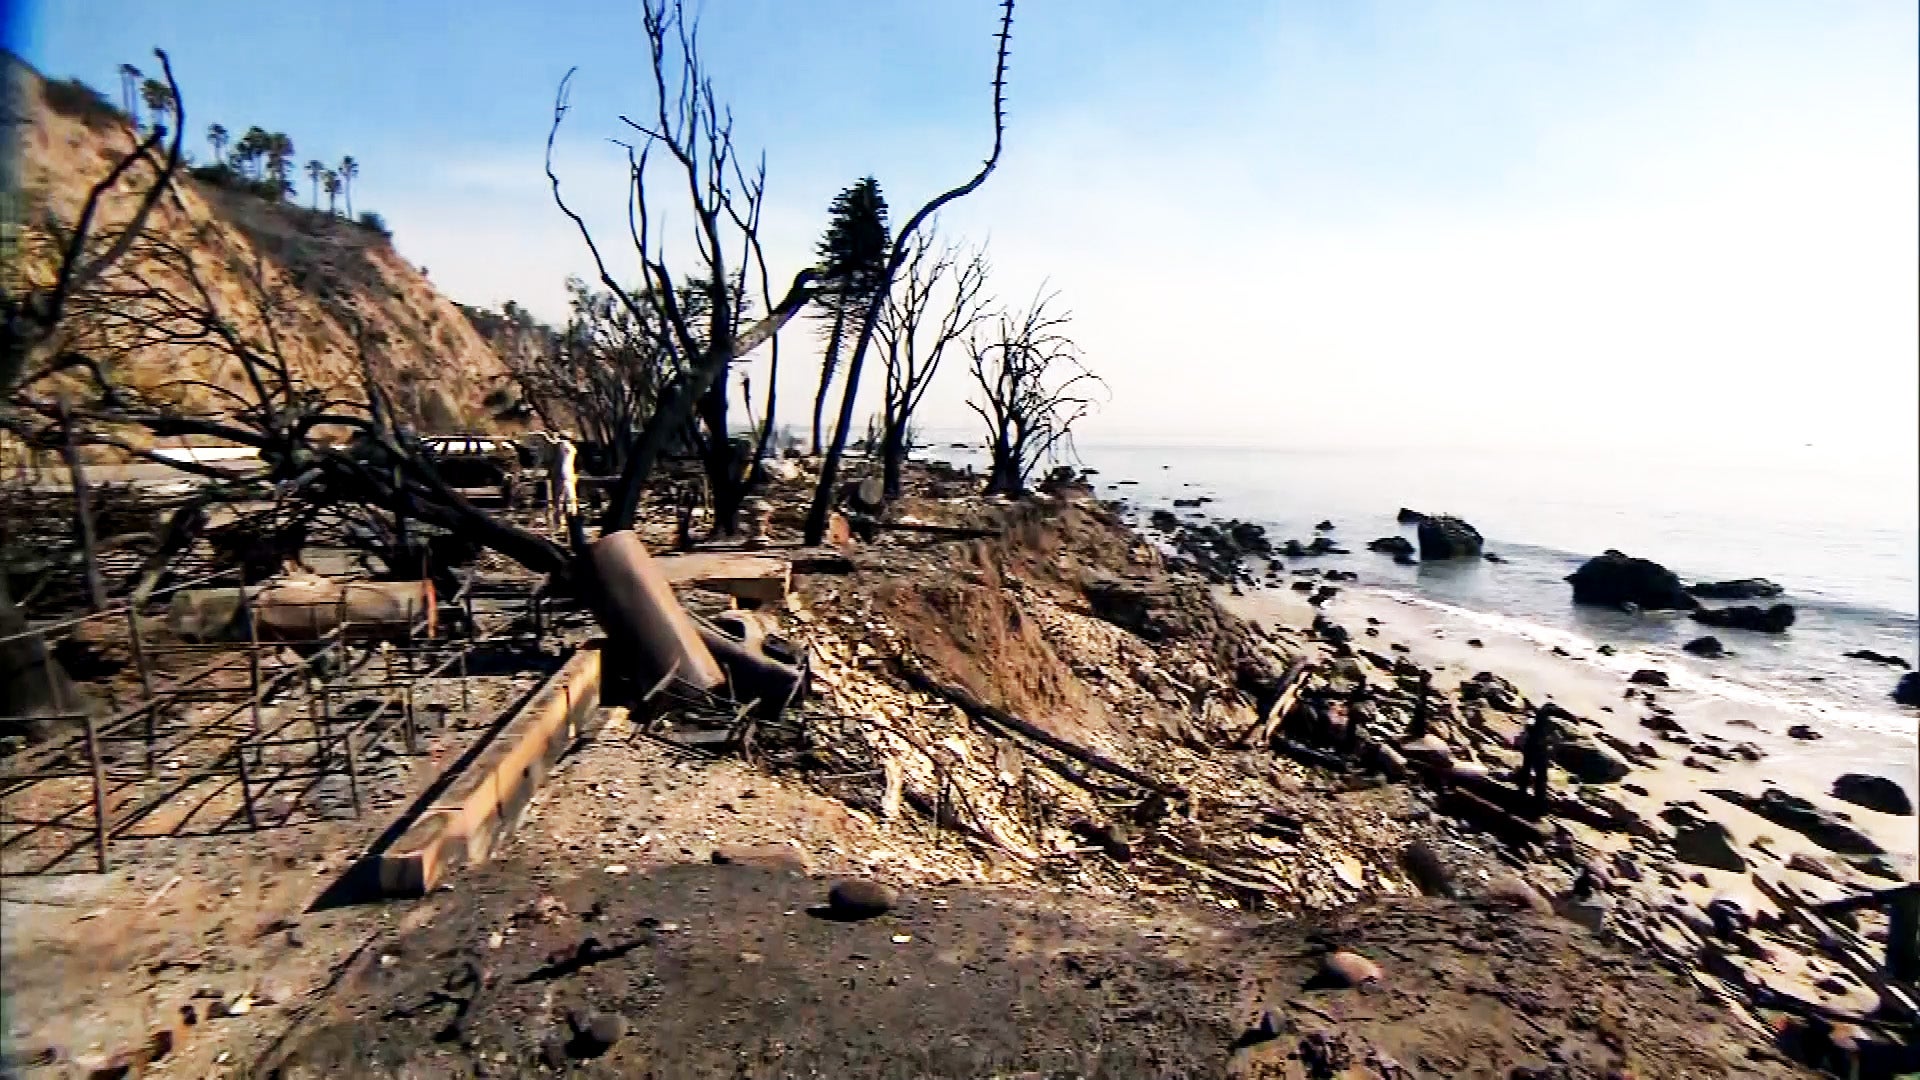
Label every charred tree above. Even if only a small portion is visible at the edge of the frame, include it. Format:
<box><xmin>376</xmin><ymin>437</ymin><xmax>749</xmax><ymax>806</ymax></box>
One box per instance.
<box><xmin>876</xmin><ymin>227</ymin><xmax>990</xmax><ymax>498</ymax></box>
<box><xmin>809</xmin><ymin>178</ymin><xmax>890</xmax><ymax>456</ymax></box>
<box><xmin>802</xmin><ymin>0</ymin><xmax>1017</xmax><ymax>544</ymax></box>
<box><xmin>966</xmin><ymin>291</ymin><xmax>1102</xmax><ymax>495</ymax></box>
<box><xmin>546</xmin><ymin>0</ymin><xmax>816</xmax><ymax>538</ymax></box>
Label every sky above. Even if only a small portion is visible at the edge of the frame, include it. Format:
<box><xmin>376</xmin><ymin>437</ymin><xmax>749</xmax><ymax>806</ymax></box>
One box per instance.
<box><xmin>15</xmin><ymin>0</ymin><xmax>1919</xmax><ymax>463</ymax></box>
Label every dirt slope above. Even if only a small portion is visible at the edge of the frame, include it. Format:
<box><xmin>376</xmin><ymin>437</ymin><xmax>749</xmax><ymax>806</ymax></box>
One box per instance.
<box><xmin>264</xmin><ymin>773</ymin><xmax>1800</xmax><ymax>1080</ymax></box>
<box><xmin>10</xmin><ymin>58</ymin><xmax>517</xmax><ymax>434</ymax></box>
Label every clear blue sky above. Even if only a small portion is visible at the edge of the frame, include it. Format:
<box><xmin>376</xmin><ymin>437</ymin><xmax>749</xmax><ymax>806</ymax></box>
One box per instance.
<box><xmin>16</xmin><ymin>1</ymin><xmax>1918</xmax><ymax>460</ymax></box>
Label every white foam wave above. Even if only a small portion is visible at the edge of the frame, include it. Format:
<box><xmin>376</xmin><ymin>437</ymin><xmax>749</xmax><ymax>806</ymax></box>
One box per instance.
<box><xmin>1371</xmin><ymin>588</ymin><xmax>1918</xmax><ymax>744</ymax></box>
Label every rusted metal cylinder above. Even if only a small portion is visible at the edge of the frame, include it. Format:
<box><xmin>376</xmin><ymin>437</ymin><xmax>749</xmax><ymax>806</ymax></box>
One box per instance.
<box><xmin>168</xmin><ymin>577</ymin><xmax>436</xmax><ymax>642</ymax></box>
<box><xmin>589</xmin><ymin>530</ymin><xmax>724</xmax><ymax>693</ymax></box>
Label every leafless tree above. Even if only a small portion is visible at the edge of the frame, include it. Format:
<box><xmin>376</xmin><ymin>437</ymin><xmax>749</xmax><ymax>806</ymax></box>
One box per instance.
<box><xmin>802</xmin><ymin>0</ymin><xmax>1017</xmax><ymax>544</ymax></box>
<box><xmin>5</xmin><ymin>57</ymin><xmax>581</xmax><ymax>595</ymax></box>
<box><xmin>546</xmin><ymin>0</ymin><xmax>815</xmax><ymax>537</ymax></box>
<box><xmin>966</xmin><ymin>290</ymin><xmax>1103</xmax><ymax>495</ymax></box>
<box><xmin>503</xmin><ymin>276</ymin><xmax>682</xmax><ymax>477</ymax></box>
<box><xmin>3</xmin><ymin>50</ymin><xmax>184</xmax><ymax>393</ymax></box>
<box><xmin>876</xmin><ymin>227</ymin><xmax>991</xmax><ymax>497</ymax></box>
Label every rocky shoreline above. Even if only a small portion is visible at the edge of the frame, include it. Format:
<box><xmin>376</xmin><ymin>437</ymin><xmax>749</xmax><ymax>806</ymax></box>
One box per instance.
<box><xmin>1119</xmin><ymin>478</ymin><xmax>1918</xmax><ymax>1065</ymax></box>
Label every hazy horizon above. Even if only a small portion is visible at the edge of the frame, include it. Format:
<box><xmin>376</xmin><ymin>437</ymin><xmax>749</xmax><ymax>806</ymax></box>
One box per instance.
<box><xmin>20</xmin><ymin>1</ymin><xmax>1918</xmax><ymax>461</ymax></box>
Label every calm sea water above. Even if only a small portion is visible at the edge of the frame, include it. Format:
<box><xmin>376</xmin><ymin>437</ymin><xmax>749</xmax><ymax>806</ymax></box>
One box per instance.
<box><xmin>928</xmin><ymin>437</ymin><xmax>1919</xmax><ymax>734</ymax></box>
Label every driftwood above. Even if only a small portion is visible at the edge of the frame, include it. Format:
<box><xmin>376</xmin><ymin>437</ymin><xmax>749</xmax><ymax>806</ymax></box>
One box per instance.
<box><xmin>1235</xmin><ymin>659</ymin><xmax>1313</xmax><ymax>748</ymax></box>
<box><xmin>1436</xmin><ymin>788</ymin><xmax>1551</xmax><ymax>848</ymax></box>
<box><xmin>1758</xmin><ymin>875</ymin><xmax>1920</xmax><ymax>1021</ymax></box>
<box><xmin>896</xmin><ymin>659</ymin><xmax>1184</xmax><ymax>799</ymax></box>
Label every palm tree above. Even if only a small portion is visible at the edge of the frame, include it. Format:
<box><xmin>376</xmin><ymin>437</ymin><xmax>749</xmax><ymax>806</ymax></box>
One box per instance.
<box><xmin>809</xmin><ymin>177</ymin><xmax>891</xmax><ymax>454</ymax></box>
<box><xmin>138</xmin><ymin>78</ymin><xmax>174</xmax><ymax>133</ymax></box>
<box><xmin>117</xmin><ymin>64</ymin><xmax>142</xmax><ymax>126</ymax></box>
<box><xmin>235</xmin><ymin>126</ymin><xmax>271</xmax><ymax>180</ymax></box>
<box><xmin>207</xmin><ymin>123</ymin><xmax>230</xmax><ymax>166</ymax></box>
<box><xmin>305</xmin><ymin>160</ymin><xmax>325</xmax><ymax>210</ymax></box>
<box><xmin>337</xmin><ymin>156</ymin><xmax>359</xmax><ymax>219</ymax></box>
<box><xmin>265</xmin><ymin>133</ymin><xmax>294</xmax><ymax>200</ymax></box>
<box><xmin>322</xmin><ymin>169</ymin><xmax>340</xmax><ymax>216</ymax></box>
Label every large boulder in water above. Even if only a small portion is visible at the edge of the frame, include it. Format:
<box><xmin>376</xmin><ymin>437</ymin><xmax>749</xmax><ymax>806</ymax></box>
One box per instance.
<box><xmin>1416</xmin><ymin>516</ymin><xmax>1482</xmax><ymax>560</ymax></box>
<box><xmin>1397</xmin><ymin>508</ymin><xmax>1428</xmax><ymax>525</ymax></box>
<box><xmin>1832</xmin><ymin>774</ymin><xmax>1913</xmax><ymax>817</ymax></box>
<box><xmin>1691</xmin><ymin>603</ymin><xmax>1795</xmax><ymax>634</ymax></box>
<box><xmin>1895</xmin><ymin>672</ymin><xmax>1920</xmax><ymax>708</ymax></box>
<box><xmin>1367</xmin><ymin>536</ymin><xmax>1415</xmax><ymax>558</ymax></box>
<box><xmin>1687</xmin><ymin>578</ymin><xmax>1783</xmax><ymax>600</ymax></box>
<box><xmin>1566</xmin><ymin>550</ymin><xmax>1699</xmax><ymax>611</ymax></box>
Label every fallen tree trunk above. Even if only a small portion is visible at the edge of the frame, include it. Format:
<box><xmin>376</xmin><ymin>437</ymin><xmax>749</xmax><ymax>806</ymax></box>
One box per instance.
<box><xmin>896</xmin><ymin>658</ymin><xmax>1185</xmax><ymax>798</ymax></box>
<box><xmin>1436</xmin><ymin>787</ymin><xmax>1551</xmax><ymax>848</ymax></box>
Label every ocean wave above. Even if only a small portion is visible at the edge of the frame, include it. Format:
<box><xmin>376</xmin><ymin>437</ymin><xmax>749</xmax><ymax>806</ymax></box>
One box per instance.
<box><xmin>1371</xmin><ymin>588</ymin><xmax>1919</xmax><ymax>744</ymax></box>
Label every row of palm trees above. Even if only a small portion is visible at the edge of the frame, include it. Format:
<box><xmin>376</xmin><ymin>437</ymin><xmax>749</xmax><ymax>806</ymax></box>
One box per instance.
<box><xmin>204</xmin><ymin>124</ymin><xmax>358</xmax><ymax>216</ymax></box>
<box><xmin>116</xmin><ymin>59</ymin><xmax>360</xmax><ymax>217</ymax></box>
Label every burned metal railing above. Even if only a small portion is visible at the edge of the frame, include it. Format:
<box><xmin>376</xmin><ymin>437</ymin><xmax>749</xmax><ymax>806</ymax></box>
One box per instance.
<box><xmin>0</xmin><ymin>573</ymin><xmax>511</xmax><ymax>873</ymax></box>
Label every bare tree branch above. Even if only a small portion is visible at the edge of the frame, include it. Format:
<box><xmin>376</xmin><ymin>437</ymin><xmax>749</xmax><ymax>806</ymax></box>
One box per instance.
<box><xmin>804</xmin><ymin>0</ymin><xmax>1017</xmax><ymax>541</ymax></box>
<box><xmin>966</xmin><ymin>289</ymin><xmax>1104</xmax><ymax>494</ymax></box>
<box><xmin>877</xmin><ymin>225</ymin><xmax>992</xmax><ymax>496</ymax></box>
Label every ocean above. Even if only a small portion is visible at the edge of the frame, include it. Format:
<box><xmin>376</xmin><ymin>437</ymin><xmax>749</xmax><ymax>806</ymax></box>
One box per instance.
<box><xmin>926</xmin><ymin>437</ymin><xmax>1919</xmax><ymax>744</ymax></box>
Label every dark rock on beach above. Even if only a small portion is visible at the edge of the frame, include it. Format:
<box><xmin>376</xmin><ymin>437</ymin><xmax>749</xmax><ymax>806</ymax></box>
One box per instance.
<box><xmin>1844</xmin><ymin>649</ymin><xmax>1910</xmax><ymax>669</ymax></box>
<box><xmin>1687</xmin><ymin>578</ymin><xmax>1783</xmax><ymax>600</ymax></box>
<box><xmin>1691</xmin><ymin>603</ymin><xmax>1795</xmax><ymax>634</ymax></box>
<box><xmin>1566</xmin><ymin>551</ymin><xmax>1698</xmax><ymax>611</ymax></box>
<box><xmin>1628</xmin><ymin>669</ymin><xmax>1670</xmax><ymax>688</ymax></box>
<box><xmin>1367</xmin><ymin>536</ymin><xmax>1414</xmax><ymax>558</ymax></box>
<box><xmin>1831</xmin><ymin>774</ymin><xmax>1913</xmax><ymax>817</ymax></box>
<box><xmin>1396</xmin><ymin>508</ymin><xmax>1427</xmax><ymax>525</ymax></box>
<box><xmin>1553</xmin><ymin>737</ymin><xmax>1631</xmax><ymax>784</ymax></box>
<box><xmin>1898</xmin><ymin>672</ymin><xmax>1920</xmax><ymax>707</ymax></box>
<box><xmin>1683</xmin><ymin>635</ymin><xmax>1725</xmax><ymax>658</ymax></box>
<box><xmin>1416</xmin><ymin>516</ymin><xmax>1482</xmax><ymax>560</ymax></box>
<box><xmin>1709</xmin><ymin>788</ymin><xmax>1883</xmax><ymax>856</ymax></box>
<box><xmin>1661</xmin><ymin>805</ymin><xmax>1747</xmax><ymax>872</ymax></box>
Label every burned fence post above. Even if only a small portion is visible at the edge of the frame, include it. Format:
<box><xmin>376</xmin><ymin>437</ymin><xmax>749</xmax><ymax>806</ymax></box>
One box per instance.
<box><xmin>343</xmin><ymin>727</ymin><xmax>363</xmax><ymax>818</ymax></box>
<box><xmin>56</xmin><ymin>398</ymin><xmax>106</xmax><ymax>613</ymax></box>
<box><xmin>233</xmin><ymin>742</ymin><xmax>260</xmax><ymax>832</ymax></box>
<box><xmin>83</xmin><ymin>706</ymin><xmax>108</xmax><ymax>872</ymax></box>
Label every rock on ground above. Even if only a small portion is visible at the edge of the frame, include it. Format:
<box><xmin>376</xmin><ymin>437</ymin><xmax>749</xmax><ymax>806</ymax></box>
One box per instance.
<box><xmin>1831</xmin><ymin>774</ymin><xmax>1913</xmax><ymax>817</ymax></box>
